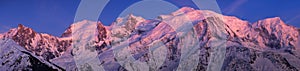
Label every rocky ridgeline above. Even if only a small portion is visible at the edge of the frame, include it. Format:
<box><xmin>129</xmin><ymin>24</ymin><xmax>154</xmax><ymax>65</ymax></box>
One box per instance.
<box><xmin>0</xmin><ymin>7</ymin><xmax>299</xmax><ymax>71</ymax></box>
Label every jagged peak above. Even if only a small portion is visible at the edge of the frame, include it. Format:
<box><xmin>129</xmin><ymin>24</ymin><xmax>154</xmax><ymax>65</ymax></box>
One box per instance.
<box><xmin>253</xmin><ymin>17</ymin><xmax>286</xmax><ymax>27</ymax></box>
<box><xmin>69</xmin><ymin>20</ymin><xmax>104</xmax><ymax>28</ymax></box>
<box><xmin>126</xmin><ymin>14</ymin><xmax>145</xmax><ymax>22</ymax></box>
<box><xmin>0</xmin><ymin>24</ymin><xmax>37</xmax><ymax>38</ymax></box>
<box><xmin>115</xmin><ymin>13</ymin><xmax>145</xmax><ymax>22</ymax></box>
<box><xmin>111</xmin><ymin>14</ymin><xmax>146</xmax><ymax>29</ymax></box>
<box><xmin>68</xmin><ymin>20</ymin><xmax>104</xmax><ymax>27</ymax></box>
<box><xmin>172</xmin><ymin>7</ymin><xmax>196</xmax><ymax>15</ymax></box>
<box><xmin>61</xmin><ymin>25</ymin><xmax>72</xmax><ymax>37</ymax></box>
<box><xmin>17</xmin><ymin>24</ymin><xmax>36</xmax><ymax>33</ymax></box>
<box><xmin>128</xmin><ymin>13</ymin><xmax>137</xmax><ymax>19</ymax></box>
<box><xmin>113</xmin><ymin>14</ymin><xmax>142</xmax><ymax>23</ymax></box>
<box><xmin>17</xmin><ymin>24</ymin><xmax>33</xmax><ymax>31</ymax></box>
<box><xmin>17</xmin><ymin>24</ymin><xmax>24</xmax><ymax>29</ymax></box>
<box><xmin>61</xmin><ymin>20</ymin><xmax>107</xmax><ymax>37</ymax></box>
<box><xmin>71</xmin><ymin>20</ymin><xmax>104</xmax><ymax>30</ymax></box>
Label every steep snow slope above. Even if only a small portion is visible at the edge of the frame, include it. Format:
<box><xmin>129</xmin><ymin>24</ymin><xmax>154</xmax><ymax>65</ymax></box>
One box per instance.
<box><xmin>0</xmin><ymin>39</ymin><xmax>64</xmax><ymax>71</ymax></box>
<box><xmin>102</xmin><ymin>7</ymin><xmax>300</xmax><ymax>71</ymax></box>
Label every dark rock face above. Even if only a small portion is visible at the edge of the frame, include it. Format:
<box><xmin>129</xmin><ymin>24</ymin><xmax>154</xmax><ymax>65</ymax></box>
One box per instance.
<box><xmin>12</xmin><ymin>24</ymin><xmax>37</xmax><ymax>49</ymax></box>
<box><xmin>23</xmin><ymin>51</ymin><xmax>63</xmax><ymax>71</ymax></box>
<box><xmin>97</xmin><ymin>22</ymin><xmax>107</xmax><ymax>41</ymax></box>
<box><xmin>3</xmin><ymin>24</ymin><xmax>72</xmax><ymax>61</ymax></box>
<box><xmin>61</xmin><ymin>26</ymin><xmax>72</xmax><ymax>38</ymax></box>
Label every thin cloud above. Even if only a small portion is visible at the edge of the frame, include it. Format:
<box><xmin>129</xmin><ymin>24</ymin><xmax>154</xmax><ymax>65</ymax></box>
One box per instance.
<box><xmin>286</xmin><ymin>14</ymin><xmax>300</xmax><ymax>24</ymax></box>
<box><xmin>224</xmin><ymin>0</ymin><xmax>248</xmax><ymax>14</ymax></box>
<box><xmin>0</xmin><ymin>24</ymin><xmax>11</xmax><ymax>33</ymax></box>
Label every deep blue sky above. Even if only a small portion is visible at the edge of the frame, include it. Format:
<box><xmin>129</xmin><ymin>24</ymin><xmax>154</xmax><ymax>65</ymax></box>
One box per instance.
<box><xmin>0</xmin><ymin>0</ymin><xmax>300</xmax><ymax>36</ymax></box>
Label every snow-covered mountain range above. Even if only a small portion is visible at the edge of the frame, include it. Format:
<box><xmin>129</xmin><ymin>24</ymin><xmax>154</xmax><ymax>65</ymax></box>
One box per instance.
<box><xmin>0</xmin><ymin>7</ymin><xmax>300</xmax><ymax>71</ymax></box>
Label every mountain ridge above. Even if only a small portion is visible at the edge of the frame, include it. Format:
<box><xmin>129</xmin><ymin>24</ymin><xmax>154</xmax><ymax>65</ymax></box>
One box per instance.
<box><xmin>0</xmin><ymin>7</ymin><xmax>299</xmax><ymax>71</ymax></box>
<box><xmin>0</xmin><ymin>9</ymin><xmax>297</xmax><ymax>39</ymax></box>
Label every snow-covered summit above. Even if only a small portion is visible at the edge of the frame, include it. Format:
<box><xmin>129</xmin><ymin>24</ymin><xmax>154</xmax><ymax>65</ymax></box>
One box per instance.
<box><xmin>0</xmin><ymin>7</ymin><xmax>299</xmax><ymax>71</ymax></box>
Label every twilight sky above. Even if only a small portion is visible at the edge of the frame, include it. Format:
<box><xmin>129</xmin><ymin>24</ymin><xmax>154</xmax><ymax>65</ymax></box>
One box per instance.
<box><xmin>0</xmin><ymin>0</ymin><xmax>300</xmax><ymax>36</ymax></box>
